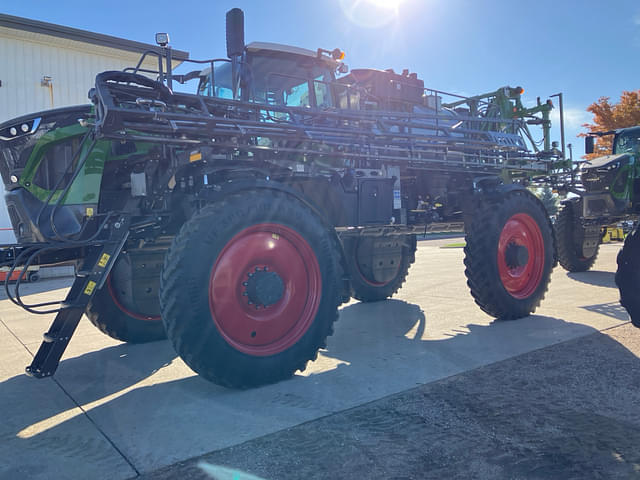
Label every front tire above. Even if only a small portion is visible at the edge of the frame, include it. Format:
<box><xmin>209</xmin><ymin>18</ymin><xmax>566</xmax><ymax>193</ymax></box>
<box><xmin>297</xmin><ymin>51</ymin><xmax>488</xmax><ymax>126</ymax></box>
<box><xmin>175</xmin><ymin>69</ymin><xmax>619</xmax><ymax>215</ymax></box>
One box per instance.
<box><xmin>346</xmin><ymin>234</ymin><xmax>416</xmax><ymax>302</ymax></box>
<box><xmin>160</xmin><ymin>190</ymin><xmax>342</xmax><ymax>388</ymax></box>
<box><xmin>464</xmin><ymin>189</ymin><xmax>556</xmax><ymax>319</ymax></box>
<box><xmin>555</xmin><ymin>200</ymin><xmax>600</xmax><ymax>272</ymax></box>
<box><xmin>615</xmin><ymin>227</ymin><xmax>640</xmax><ymax>327</ymax></box>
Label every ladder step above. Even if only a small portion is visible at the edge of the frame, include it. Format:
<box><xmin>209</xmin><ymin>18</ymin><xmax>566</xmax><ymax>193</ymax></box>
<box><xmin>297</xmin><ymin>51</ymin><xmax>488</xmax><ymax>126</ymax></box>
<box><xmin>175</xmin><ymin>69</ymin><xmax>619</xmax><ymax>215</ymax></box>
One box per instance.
<box><xmin>42</xmin><ymin>331</ymin><xmax>71</xmax><ymax>343</ymax></box>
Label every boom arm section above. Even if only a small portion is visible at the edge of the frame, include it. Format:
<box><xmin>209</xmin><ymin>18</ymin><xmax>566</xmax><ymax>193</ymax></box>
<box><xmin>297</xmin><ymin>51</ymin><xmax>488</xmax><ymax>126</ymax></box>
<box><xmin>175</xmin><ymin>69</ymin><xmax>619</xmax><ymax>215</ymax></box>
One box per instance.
<box><xmin>91</xmin><ymin>71</ymin><xmax>559</xmax><ymax>176</ymax></box>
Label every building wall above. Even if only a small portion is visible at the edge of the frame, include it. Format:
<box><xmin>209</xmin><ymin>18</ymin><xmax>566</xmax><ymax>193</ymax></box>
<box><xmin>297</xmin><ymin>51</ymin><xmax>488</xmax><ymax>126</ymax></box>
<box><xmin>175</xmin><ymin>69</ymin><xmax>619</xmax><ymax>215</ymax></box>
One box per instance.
<box><xmin>0</xmin><ymin>26</ymin><xmax>166</xmax><ymax>243</ymax></box>
<box><xmin>0</xmin><ymin>26</ymin><xmax>162</xmax><ymax>122</ymax></box>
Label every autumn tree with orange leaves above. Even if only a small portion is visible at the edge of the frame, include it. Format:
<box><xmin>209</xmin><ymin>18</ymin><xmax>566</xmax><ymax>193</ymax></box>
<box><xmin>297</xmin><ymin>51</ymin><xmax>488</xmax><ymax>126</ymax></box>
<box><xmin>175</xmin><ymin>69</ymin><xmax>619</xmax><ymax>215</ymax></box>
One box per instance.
<box><xmin>582</xmin><ymin>90</ymin><xmax>640</xmax><ymax>159</ymax></box>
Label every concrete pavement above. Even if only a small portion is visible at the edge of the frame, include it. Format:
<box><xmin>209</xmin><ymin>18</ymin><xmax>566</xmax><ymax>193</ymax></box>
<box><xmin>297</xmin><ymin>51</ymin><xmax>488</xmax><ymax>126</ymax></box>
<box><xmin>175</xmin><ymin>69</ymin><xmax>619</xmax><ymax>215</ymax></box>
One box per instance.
<box><xmin>0</xmin><ymin>240</ymin><xmax>631</xmax><ymax>479</ymax></box>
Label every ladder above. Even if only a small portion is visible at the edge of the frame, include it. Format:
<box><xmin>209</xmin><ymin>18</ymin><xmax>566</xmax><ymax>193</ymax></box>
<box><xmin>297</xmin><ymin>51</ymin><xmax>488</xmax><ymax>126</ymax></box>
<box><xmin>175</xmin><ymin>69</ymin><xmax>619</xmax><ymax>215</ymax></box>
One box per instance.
<box><xmin>25</xmin><ymin>216</ymin><xmax>130</xmax><ymax>378</ymax></box>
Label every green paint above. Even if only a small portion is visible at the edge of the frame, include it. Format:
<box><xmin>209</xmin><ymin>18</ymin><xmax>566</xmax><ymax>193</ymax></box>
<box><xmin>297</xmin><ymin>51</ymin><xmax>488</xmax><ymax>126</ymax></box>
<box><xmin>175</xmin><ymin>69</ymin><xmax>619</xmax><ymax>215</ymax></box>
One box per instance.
<box><xmin>19</xmin><ymin>123</ymin><xmax>155</xmax><ymax>206</ymax></box>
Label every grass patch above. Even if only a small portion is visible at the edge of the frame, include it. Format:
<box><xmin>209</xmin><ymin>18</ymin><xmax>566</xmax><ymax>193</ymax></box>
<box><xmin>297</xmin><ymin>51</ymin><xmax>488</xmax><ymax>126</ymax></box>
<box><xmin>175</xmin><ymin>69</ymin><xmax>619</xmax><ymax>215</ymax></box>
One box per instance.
<box><xmin>441</xmin><ymin>242</ymin><xmax>466</xmax><ymax>248</ymax></box>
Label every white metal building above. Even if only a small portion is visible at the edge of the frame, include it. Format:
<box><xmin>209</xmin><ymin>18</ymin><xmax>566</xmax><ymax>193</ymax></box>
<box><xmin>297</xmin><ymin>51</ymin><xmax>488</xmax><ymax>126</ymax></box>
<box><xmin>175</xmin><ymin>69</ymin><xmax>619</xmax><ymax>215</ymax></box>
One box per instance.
<box><xmin>0</xmin><ymin>14</ymin><xmax>188</xmax><ymax>122</ymax></box>
<box><xmin>0</xmin><ymin>14</ymin><xmax>188</xmax><ymax>244</ymax></box>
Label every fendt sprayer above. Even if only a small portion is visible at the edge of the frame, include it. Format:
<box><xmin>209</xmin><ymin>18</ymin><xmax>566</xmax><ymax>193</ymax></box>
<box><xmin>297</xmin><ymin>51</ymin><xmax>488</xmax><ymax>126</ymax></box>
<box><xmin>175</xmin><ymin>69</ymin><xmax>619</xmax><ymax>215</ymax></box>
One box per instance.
<box><xmin>0</xmin><ymin>9</ymin><xmax>568</xmax><ymax>388</ymax></box>
<box><xmin>555</xmin><ymin>127</ymin><xmax>640</xmax><ymax>272</ymax></box>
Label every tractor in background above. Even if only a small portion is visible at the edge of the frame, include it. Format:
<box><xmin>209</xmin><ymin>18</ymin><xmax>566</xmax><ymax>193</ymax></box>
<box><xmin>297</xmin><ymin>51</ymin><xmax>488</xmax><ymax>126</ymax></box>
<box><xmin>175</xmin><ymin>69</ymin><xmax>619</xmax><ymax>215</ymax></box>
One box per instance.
<box><xmin>554</xmin><ymin>127</ymin><xmax>640</xmax><ymax>272</ymax></box>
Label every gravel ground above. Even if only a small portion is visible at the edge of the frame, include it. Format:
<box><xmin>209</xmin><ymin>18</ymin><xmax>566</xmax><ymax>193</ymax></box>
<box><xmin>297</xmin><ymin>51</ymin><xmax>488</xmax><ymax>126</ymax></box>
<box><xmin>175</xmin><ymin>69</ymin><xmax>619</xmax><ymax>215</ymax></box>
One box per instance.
<box><xmin>141</xmin><ymin>323</ymin><xmax>640</xmax><ymax>480</ymax></box>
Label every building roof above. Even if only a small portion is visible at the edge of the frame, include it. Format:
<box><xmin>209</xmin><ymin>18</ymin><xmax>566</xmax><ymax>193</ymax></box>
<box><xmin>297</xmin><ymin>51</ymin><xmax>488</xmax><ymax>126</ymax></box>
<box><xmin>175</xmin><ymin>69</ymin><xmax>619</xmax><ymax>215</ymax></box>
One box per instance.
<box><xmin>0</xmin><ymin>13</ymin><xmax>189</xmax><ymax>60</ymax></box>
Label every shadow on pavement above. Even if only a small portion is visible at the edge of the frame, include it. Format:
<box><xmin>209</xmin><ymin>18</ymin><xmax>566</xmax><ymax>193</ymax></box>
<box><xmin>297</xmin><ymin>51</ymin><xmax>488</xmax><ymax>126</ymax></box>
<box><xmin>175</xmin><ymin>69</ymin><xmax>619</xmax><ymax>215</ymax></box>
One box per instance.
<box><xmin>142</xmin><ymin>318</ymin><xmax>640</xmax><ymax>480</ymax></box>
<box><xmin>0</xmin><ymin>338</ymin><xmax>176</xmax><ymax>479</ymax></box>
<box><xmin>566</xmin><ymin>270</ymin><xmax>616</xmax><ymax>288</ymax></box>
<box><xmin>2</xmin><ymin>298</ymin><xmax>637</xmax><ymax>478</ymax></box>
<box><xmin>581</xmin><ymin>301</ymin><xmax>630</xmax><ymax>321</ymax></box>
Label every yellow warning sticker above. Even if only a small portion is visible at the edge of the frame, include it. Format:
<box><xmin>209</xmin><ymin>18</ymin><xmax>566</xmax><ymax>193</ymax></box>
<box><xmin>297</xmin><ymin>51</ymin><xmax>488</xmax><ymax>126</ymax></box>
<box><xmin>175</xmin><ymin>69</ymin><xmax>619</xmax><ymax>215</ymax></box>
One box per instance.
<box><xmin>86</xmin><ymin>207</ymin><xmax>94</xmax><ymax>217</ymax></box>
<box><xmin>272</xmin><ymin>233</ymin><xmax>280</xmax><ymax>240</ymax></box>
<box><xmin>189</xmin><ymin>151</ymin><xmax>202</xmax><ymax>162</ymax></box>
<box><xmin>84</xmin><ymin>280</ymin><xmax>96</xmax><ymax>296</ymax></box>
<box><xmin>98</xmin><ymin>253</ymin><xmax>110</xmax><ymax>268</ymax></box>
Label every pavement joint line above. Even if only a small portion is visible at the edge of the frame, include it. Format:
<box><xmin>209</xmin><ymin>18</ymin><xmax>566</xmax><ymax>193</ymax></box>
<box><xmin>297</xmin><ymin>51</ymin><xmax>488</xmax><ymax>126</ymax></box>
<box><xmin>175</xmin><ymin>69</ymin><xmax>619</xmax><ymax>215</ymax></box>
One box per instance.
<box><xmin>51</xmin><ymin>375</ymin><xmax>142</xmax><ymax>477</ymax></box>
<box><xmin>0</xmin><ymin>314</ymin><xmax>35</xmax><ymax>357</ymax></box>
<box><xmin>143</xmin><ymin>324</ymin><xmax>628</xmax><ymax>476</ymax></box>
<box><xmin>600</xmin><ymin>319</ymin><xmax>631</xmax><ymax>332</ymax></box>
<box><xmin>0</xmin><ymin>313</ymin><xmax>141</xmax><ymax>477</ymax></box>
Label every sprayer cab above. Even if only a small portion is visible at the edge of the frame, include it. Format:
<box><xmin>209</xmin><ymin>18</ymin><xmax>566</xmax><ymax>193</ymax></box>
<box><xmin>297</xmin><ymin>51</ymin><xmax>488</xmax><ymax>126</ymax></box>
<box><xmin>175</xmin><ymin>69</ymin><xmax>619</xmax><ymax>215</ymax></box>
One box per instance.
<box><xmin>196</xmin><ymin>7</ymin><xmax>348</xmax><ymax>104</ymax></box>
<box><xmin>197</xmin><ymin>40</ymin><xmax>347</xmax><ymax>109</ymax></box>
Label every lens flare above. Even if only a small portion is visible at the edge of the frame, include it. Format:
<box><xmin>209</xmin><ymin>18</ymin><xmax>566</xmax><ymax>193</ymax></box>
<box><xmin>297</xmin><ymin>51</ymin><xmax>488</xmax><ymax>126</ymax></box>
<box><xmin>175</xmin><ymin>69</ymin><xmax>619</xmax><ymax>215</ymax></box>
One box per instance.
<box><xmin>365</xmin><ymin>0</ymin><xmax>405</xmax><ymax>11</ymax></box>
<box><xmin>340</xmin><ymin>0</ymin><xmax>405</xmax><ymax>28</ymax></box>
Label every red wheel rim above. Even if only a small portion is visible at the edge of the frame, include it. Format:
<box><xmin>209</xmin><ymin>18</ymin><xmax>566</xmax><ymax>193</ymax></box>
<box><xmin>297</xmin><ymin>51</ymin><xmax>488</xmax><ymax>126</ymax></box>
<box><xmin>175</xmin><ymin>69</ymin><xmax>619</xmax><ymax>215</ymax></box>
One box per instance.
<box><xmin>497</xmin><ymin>213</ymin><xmax>545</xmax><ymax>299</ymax></box>
<box><xmin>355</xmin><ymin>241</ymin><xmax>402</xmax><ymax>286</ymax></box>
<box><xmin>208</xmin><ymin>223</ymin><xmax>322</xmax><ymax>356</ymax></box>
<box><xmin>107</xmin><ymin>275</ymin><xmax>161</xmax><ymax>322</ymax></box>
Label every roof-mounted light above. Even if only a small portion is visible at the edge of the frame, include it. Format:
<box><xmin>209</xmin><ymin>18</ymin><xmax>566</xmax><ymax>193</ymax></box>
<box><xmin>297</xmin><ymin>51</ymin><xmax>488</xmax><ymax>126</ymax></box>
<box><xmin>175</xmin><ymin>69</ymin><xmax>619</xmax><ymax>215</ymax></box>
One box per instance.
<box><xmin>155</xmin><ymin>32</ymin><xmax>170</xmax><ymax>47</ymax></box>
<box><xmin>317</xmin><ymin>47</ymin><xmax>346</xmax><ymax>61</ymax></box>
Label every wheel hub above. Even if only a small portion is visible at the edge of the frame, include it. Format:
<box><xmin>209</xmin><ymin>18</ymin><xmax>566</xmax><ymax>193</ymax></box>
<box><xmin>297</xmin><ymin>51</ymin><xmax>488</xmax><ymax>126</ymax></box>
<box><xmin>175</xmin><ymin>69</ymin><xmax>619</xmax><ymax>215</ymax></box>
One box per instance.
<box><xmin>504</xmin><ymin>242</ymin><xmax>529</xmax><ymax>269</ymax></box>
<box><xmin>244</xmin><ymin>268</ymin><xmax>284</xmax><ymax>308</ymax></box>
<box><xmin>209</xmin><ymin>223</ymin><xmax>322</xmax><ymax>356</ymax></box>
<box><xmin>497</xmin><ymin>213</ymin><xmax>545</xmax><ymax>299</ymax></box>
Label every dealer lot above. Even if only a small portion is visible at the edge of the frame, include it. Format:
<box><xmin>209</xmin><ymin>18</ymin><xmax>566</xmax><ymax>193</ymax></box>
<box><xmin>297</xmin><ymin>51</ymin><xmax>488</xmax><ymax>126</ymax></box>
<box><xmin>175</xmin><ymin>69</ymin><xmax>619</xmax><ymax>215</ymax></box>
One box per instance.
<box><xmin>0</xmin><ymin>239</ymin><xmax>633</xmax><ymax>479</ymax></box>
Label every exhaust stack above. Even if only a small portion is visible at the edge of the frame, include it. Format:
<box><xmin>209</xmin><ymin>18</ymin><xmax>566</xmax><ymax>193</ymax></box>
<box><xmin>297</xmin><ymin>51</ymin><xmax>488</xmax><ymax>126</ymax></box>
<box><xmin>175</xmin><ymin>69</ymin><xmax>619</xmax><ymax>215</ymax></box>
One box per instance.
<box><xmin>226</xmin><ymin>8</ymin><xmax>245</xmax><ymax>58</ymax></box>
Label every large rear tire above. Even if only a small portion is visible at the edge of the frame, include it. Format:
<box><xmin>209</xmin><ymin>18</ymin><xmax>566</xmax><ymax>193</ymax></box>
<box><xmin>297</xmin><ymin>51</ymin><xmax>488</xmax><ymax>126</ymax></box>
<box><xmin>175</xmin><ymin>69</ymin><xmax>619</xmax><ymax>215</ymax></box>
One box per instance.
<box><xmin>86</xmin><ymin>249</ymin><xmax>166</xmax><ymax>343</ymax></box>
<box><xmin>615</xmin><ymin>227</ymin><xmax>640</xmax><ymax>327</ymax></box>
<box><xmin>159</xmin><ymin>190</ymin><xmax>342</xmax><ymax>388</ymax></box>
<box><xmin>464</xmin><ymin>189</ymin><xmax>556</xmax><ymax>320</ymax></box>
<box><xmin>555</xmin><ymin>200</ymin><xmax>600</xmax><ymax>272</ymax></box>
<box><xmin>346</xmin><ymin>234</ymin><xmax>416</xmax><ymax>302</ymax></box>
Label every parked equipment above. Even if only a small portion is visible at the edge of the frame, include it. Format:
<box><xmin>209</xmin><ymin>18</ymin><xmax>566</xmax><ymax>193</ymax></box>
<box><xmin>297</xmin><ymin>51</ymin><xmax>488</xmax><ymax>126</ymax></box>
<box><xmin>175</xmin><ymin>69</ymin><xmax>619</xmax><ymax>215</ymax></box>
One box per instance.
<box><xmin>0</xmin><ymin>9</ymin><xmax>569</xmax><ymax>387</ymax></box>
<box><xmin>555</xmin><ymin>127</ymin><xmax>640</xmax><ymax>272</ymax></box>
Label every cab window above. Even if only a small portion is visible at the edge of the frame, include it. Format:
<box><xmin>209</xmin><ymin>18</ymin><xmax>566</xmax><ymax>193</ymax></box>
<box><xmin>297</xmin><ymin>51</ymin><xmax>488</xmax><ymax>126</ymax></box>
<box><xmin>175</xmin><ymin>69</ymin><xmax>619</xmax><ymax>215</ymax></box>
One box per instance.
<box><xmin>198</xmin><ymin>62</ymin><xmax>233</xmax><ymax>99</ymax></box>
<box><xmin>614</xmin><ymin>132</ymin><xmax>640</xmax><ymax>155</ymax></box>
<box><xmin>247</xmin><ymin>54</ymin><xmax>334</xmax><ymax>108</ymax></box>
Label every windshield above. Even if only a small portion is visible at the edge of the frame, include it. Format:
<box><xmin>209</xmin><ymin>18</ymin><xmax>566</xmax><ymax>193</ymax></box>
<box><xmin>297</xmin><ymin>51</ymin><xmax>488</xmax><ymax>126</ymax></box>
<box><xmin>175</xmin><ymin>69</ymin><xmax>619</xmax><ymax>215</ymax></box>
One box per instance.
<box><xmin>196</xmin><ymin>56</ymin><xmax>334</xmax><ymax>109</ymax></box>
<box><xmin>247</xmin><ymin>54</ymin><xmax>334</xmax><ymax>108</ymax></box>
<box><xmin>613</xmin><ymin>130</ymin><xmax>640</xmax><ymax>155</ymax></box>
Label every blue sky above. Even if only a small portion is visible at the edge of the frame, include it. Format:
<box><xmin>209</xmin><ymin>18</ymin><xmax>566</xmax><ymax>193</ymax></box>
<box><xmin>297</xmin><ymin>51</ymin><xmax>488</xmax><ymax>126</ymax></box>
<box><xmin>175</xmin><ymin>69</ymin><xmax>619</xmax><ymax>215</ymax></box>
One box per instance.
<box><xmin>3</xmin><ymin>0</ymin><xmax>640</xmax><ymax>157</ymax></box>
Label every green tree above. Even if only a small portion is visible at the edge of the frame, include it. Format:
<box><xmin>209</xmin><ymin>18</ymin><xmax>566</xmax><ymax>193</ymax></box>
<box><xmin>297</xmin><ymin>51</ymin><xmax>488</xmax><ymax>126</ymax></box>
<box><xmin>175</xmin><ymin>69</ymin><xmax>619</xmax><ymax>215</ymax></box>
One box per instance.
<box><xmin>583</xmin><ymin>90</ymin><xmax>640</xmax><ymax>159</ymax></box>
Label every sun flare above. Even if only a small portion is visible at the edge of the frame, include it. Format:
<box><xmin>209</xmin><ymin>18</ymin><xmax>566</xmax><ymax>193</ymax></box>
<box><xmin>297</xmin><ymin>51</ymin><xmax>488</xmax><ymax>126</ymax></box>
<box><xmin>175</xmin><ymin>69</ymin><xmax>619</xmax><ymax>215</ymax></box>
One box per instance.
<box><xmin>340</xmin><ymin>0</ymin><xmax>406</xmax><ymax>28</ymax></box>
<box><xmin>364</xmin><ymin>0</ymin><xmax>405</xmax><ymax>11</ymax></box>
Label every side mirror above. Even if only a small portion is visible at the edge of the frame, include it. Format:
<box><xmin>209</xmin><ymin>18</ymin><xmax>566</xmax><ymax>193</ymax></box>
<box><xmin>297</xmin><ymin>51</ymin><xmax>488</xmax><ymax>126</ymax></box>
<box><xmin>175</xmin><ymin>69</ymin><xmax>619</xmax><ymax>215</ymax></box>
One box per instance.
<box><xmin>585</xmin><ymin>135</ymin><xmax>594</xmax><ymax>154</ymax></box>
